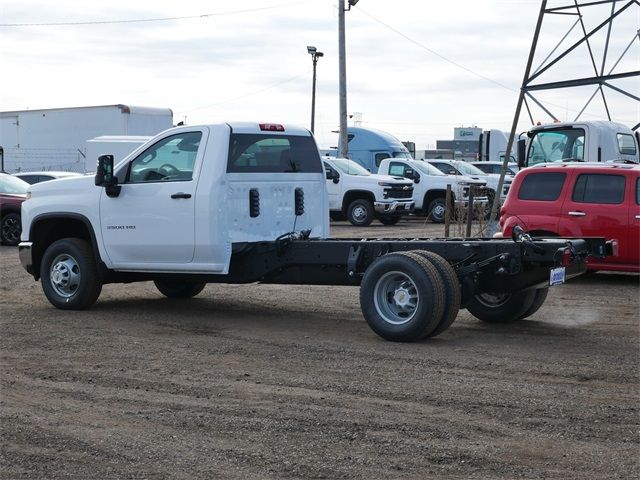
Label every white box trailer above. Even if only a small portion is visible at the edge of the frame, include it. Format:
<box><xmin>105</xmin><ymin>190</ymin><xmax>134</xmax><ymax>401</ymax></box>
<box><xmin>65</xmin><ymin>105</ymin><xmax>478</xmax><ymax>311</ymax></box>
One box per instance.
<box><xmin>85</xmin><ymin>136</ymin><xmax>151</xmax><ymax>172</ymax></box>
<box><xmin>0</xmin><ymin>104</ymin><xmax>172</xmax><ymax>173</ymax></box>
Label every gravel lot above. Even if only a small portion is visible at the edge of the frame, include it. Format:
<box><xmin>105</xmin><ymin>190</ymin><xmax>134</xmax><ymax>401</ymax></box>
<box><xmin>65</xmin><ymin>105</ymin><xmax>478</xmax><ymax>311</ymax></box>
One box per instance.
<box><xmin>1</xmin><ymin>218</ymin><xmax>638</xmax><ymax>479</ymax></box>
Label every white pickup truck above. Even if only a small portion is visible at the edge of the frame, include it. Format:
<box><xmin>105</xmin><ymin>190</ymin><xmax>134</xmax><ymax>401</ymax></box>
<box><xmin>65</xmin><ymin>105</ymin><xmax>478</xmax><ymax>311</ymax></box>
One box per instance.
<box><xmin>377</xmin><ymin>158</ymin><xmax>488</xmax><ymax>223</ymax></box>
<box><xmin>18</xmin><ymin>122</ymin><xmax>609</xmax><ymax>342</ymax></box>
<box><xmin>322</xmin><ymin>157</ymin><xmax>414</xmax><ymax>226</ymax></box>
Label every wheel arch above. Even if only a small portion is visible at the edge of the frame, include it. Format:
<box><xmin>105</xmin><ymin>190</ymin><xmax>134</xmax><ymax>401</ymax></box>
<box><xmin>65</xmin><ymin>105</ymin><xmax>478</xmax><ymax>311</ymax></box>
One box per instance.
<box><xmin>423</xmin><ymin>189</ymin><xmax>451</xmax><ymax>208</ymax></box>
<box><xmin>29</xmin><ymin>213</ymin><xmax>102</xmax><ymax>280</ymax></box>
<box><xmin>342</xmin><ymin>190</ymin><xmax>376</xmax><ymax>212</ymax></box>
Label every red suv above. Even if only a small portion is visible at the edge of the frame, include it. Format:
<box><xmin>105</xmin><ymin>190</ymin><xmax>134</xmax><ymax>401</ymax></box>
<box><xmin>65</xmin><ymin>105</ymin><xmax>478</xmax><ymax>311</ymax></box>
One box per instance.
<box><xmin>499</xmin><ymin>164</ymin><xmax>640</xmax><ymax>272</ymax></box>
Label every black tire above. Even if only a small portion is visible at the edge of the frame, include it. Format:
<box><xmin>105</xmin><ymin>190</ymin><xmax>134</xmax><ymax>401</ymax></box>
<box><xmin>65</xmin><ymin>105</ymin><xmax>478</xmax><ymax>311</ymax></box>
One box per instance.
<box><xmin>154</xmin><ymin>279</ymin><xmax>206</xmax><ymax>298</ymax></box>
<box><xmin>1</xmin><ymin>212</ymin><xmax>21</xmax><ymax>246</ymax></box>
<box><xmin>359</xmin><ymin>252</ymin><xmax>445</xmax><ymax>342</ymax></box>
<box><xmin>347</xmin><ymin>199</ymin><xmax>374</xmax><ymax>227</ymax></box>
<box><xmin>518</xmin><ymin>288</ymin><xmax>549</xmax><ymax>320</ymax></box>
<box><xmin>408</xmin><ymin>250</ymin><xmax>461</xmax><ymax>337</ymax></box>
<box><xmin>377</xmin><ymin>215</ymin><xmax>402</xmax><ymax>226</ymax></box>
<box><xmin>466</xmin><ymin>289</ymin><xmax>536</xmax><ymax>323</ymax></box>
<box><xmin>40</xmin><ymin>238</ymin><xmax>102</xmax><ymax>310</ymax></box>
<box><xmin>427</xmin><ymin>197</ymin><xmax>447</xmax><ymax>223</ymax></box>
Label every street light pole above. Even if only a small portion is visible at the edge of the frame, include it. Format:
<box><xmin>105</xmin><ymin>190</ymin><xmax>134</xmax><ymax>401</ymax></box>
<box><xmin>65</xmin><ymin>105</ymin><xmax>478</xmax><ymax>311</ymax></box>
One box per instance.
<box><xmin>338</xmin><ymin>0</ymin><xmax>347</xmax><ymax>158</ymax></box>
<box><xmin>307</xmin><ymin>46</ymin><xmax>323</xmax><ymax>134</ymax></box>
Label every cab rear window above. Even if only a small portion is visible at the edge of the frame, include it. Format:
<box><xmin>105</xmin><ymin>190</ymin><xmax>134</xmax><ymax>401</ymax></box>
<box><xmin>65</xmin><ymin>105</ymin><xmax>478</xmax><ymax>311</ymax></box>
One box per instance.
<box><xmin>227</xmin><ymin>134</ymin><xmax>322</xmax><ymax>173</ymax></box>
<box><xmin>518</xmin><ymin>172</ymin><xmax>566</xmax><ymax>201</ymax></box>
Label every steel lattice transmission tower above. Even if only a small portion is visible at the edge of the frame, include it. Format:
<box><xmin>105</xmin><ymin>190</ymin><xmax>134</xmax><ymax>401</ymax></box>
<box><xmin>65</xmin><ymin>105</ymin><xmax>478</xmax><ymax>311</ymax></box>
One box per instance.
<box><xmin>487</xmin><ymin>0</ymin><xmax>639</xmax><ymax>230</ymax></box>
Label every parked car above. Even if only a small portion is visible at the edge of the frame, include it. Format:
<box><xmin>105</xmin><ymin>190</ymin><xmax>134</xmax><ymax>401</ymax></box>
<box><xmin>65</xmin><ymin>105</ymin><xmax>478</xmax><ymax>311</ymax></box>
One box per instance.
<box><xmin>0</xmin><ymin>173</ymin><xmax>29</xmax><ymax>246</ymax></box>
<box><xmin>322</xmin><ymin>157</ymin><xmax>414</xmax><ymax>226</ymax></box>
<box><xmin>14</xmin><ymin>171</ymin><xmax>83</xmax><ymax>184</ymax></box>
<box><xmin>377</xmin><ymin>158</ymin><xmax>488</xmax><ymax>223</ymax></box>
<box><xmin>470</xmin><ymin>161</ymin><xmax>519</xmax><ymax>176</ymax></box>
<box><xmin>428</xmin><ymin>159</ymin><xmax>513</xmax><ymax>201</ymax></box>
<box><xmin>499</xmin><ymin>163</ymin><xmax>640</xmax><ymax>272</ymax></box>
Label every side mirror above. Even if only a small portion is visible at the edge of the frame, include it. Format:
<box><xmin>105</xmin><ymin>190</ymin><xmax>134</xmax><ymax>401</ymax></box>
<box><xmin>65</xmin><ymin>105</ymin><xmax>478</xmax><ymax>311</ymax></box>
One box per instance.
<box><xmin>517</xmin><ymin>139</ymin><xmax>526</xmax><ymax>168</ymax></box>
<box><xmin>95</xmin><ymin>155</ymin><xmax>121</xmax><ymax>197</ymax></box>
<box><xmin>406</xmin><ymin>169</ymin><xmax>420</xmax><ymax>184</ymax></box>
<box><xmin>326</xmin><ymin>169</ymin><xmax>340</xmax><ymax>183</ymax></box>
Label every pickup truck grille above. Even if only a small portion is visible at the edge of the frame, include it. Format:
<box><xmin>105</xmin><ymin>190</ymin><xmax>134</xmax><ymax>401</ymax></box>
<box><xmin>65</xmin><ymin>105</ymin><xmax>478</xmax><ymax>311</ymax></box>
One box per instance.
<box><xmin>384</xmin><ymin>185</ymin><xmax>413</xmax><ymax>199</ymax></box>
<box><xmin>463</xmin><ymin>185</ymin><xmax>490</xmax><ymax>200</ymax></box>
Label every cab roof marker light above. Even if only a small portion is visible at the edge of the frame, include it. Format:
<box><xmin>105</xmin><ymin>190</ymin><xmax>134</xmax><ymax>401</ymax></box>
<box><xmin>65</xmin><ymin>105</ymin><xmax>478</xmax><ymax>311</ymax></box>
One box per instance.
<box><xmin>259</xmin><ymin>123</ymin><xmax>285</xmax><ymax>132</ymax></box>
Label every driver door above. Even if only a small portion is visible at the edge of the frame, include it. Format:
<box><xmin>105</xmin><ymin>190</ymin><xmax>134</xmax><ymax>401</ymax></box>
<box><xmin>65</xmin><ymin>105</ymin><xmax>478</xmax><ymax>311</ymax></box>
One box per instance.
<box><xmin>99</xmin><ymin>129</ymin><xmax>206</xmax><ymax>267</ymax></box>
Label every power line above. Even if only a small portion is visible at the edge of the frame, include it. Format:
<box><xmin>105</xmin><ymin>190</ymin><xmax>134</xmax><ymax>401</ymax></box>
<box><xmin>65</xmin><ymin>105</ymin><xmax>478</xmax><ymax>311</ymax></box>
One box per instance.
<box><xmin>0</xmin><ymin>1</ymin><xmax>310</xmax><ymax>27</ymax></box>
<box><xmin>355</xmin><ymin>7</ymin><xmax>517</xmax><ymax>93</ymax></box>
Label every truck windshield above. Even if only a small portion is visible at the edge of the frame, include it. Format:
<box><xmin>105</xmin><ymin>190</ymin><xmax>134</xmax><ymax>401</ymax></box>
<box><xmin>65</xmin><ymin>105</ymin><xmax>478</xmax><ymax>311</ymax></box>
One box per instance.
<box><xmin>454</xmin><ymin>162</ymin><xmax>486</xmax><ymax>176</ymax></box>
<box><xmin>528</xmin><ymin>128</ymin><xmax>585</xmax><ymax>166</ymax></box>
<box><xmin>392</xmin><ymin>152</ymin><xmax>412</xmax><ymax>159</ymax></box>
<box><xmin>412</xmin><ymin>161</ymin><xmax>445</xmax><ymax>176</ymax></box>
<box><xmin>228</xmin><ymin>134</ymin><xmax>323</xmax><ymax>173</ymax></box>
<box><xmin>332</xmin><ymin>158</ymin><xmax>370</xmax><ymax>176</ymax></box>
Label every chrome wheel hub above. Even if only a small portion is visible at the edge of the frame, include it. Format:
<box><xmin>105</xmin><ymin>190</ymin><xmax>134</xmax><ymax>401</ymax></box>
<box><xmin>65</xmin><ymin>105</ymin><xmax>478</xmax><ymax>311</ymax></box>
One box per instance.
<box><xmin>373</xmin><ymin>271</ymin><xmax>419</xmax><ymax>325</ymax></box>
<box><xmin>50</xmin><ymin>254</ymin><xmax>81</xmax><ymax>298</ymax></box>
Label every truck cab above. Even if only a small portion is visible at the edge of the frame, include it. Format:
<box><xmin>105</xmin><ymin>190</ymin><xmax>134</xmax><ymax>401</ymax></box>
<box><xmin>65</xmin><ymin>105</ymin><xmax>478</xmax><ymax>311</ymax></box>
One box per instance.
<box><xmin>322</xmin><ymin>157</ymin><xmax>414</xmax><ymax>226</ymax></box>
<box><xmin>21</xmin><ymin>122</ymin><xmax>329</xmax><ymax>275</ymax></box>
<box><xmin>377</xmin><ymin>158</ymin><xmax>487</xmax><ymax>223</ymax></box>
<box><xmin>519</xmin><ymin>121</ymin><xmax>639</xmax><ymax>167</ymax></box>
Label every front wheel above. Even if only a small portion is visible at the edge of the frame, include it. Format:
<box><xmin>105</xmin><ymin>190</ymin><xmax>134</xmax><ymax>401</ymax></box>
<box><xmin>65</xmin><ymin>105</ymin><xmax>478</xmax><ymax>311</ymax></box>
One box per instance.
<box><xmin>347</xmin><ymin>199</ymin><xmax>374</xmax><ymax>227</ymax></box>
<box><xmin>427</xmin><ymin>198</ymin><xmax>447</xmax><ymax>223</ymax></box>
<box><xmin>1</xmin><ymin>213</ymin><xmax>21</xmax><ymax>246</ymax></box>
<box><xmin>466</xmin><ymin>289</ymin><xmax>536</xmax><ymax>323</ymax></box>
<box><xmin>40</xmin><ymin>238</ymin><xmax>102</xmax><ymax>309</ymax></box>
<box><xmin>154</xmin><ymin>279</ymin><xmax>206</xmax><ymax>298</ymax></box>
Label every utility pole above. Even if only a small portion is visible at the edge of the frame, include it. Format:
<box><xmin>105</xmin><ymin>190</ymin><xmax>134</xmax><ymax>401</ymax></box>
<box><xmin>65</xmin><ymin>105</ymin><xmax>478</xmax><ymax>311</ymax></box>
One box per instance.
<box><xmin>307</xmin><ymin>46</ymin><xmax>324</xmax><ymax>134</ymax></box>
<box><xmin>338</xmin><ymin>0</ymin><xmax>348</xmax><ymax>158</ymax></box>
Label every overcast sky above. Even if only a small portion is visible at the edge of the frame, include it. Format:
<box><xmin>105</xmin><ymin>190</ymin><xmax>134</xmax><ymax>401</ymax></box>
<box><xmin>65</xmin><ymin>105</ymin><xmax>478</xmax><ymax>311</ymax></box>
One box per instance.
<box><xmin>1</xmin><ymin>0</ymin><xmax>638</xmax><ymax>149</ymax></box>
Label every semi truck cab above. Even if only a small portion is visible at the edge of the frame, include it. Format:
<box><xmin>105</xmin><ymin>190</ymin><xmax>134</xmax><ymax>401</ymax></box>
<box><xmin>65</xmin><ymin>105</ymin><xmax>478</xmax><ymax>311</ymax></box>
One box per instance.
<box><xmin>519</xmin><ymin>121</ymin><xmax>639</xmax><ymax>167</ymax></box>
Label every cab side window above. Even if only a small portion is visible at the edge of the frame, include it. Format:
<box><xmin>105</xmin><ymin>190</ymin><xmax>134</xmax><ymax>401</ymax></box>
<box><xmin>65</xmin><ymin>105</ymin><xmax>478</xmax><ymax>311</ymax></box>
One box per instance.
<box><xmin>388</xmin><ymin>162</ymin><xmax>406</xmax><ymax>177</ymax></box>
<box><xmin>127</xmin><ymin>132</ymin><xmax>202</xmax><ymax>184</ymax></box>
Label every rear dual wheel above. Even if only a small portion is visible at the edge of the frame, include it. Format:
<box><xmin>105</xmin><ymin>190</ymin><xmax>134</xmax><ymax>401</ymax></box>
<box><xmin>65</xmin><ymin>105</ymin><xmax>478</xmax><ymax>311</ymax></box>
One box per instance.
<box><xmin>466</xmin><ymin>287</ymin><xmax>549</xmax><ymax>323</ymax></box>
<box><xmin>359</xmin><ymin>251</ymin><xmax>461</xmax><ymax>342</ymax></box>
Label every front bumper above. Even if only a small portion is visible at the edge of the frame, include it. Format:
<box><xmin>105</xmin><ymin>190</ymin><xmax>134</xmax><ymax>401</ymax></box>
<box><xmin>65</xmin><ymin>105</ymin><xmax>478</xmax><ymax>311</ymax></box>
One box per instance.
<box><xmin>455</xmin><ymin>196</ymin><xmax>489</xmax><ymax>207</ymax></box>
<box><xmin>374</xmin><ymin>200</ymin><xmax>414</xmax><ymax>214</ymax></box>
<box><xmin>19</xmin><ymin>241</ymin><xmax>34</xmax><ymax>275</ymax></box>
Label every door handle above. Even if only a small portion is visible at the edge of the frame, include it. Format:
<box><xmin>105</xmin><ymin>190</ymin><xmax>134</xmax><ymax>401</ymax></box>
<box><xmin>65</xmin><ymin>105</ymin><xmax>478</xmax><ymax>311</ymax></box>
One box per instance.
<box><xmin>568</xmin><ymin>211</ymin><xmax>586</xmax><ymax>217</ymax></box>
<box><xmin>636</xmin><ymin>215</ymin><xmax>640</xmax><ymax>220</ymax></box>
<box><xmin>171</xmin><ymin>192</ymin><xmax>191</xmax><ymax>199</ymax></box>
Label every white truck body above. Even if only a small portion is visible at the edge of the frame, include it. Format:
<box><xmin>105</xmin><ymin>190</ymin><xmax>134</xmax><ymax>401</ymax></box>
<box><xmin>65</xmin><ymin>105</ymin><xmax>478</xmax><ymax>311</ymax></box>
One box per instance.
<box><xmin>0</xmin><ymin>105</ymin><xmax>172</xmax><ymax>173</ymax></box>
<box><xmin>322</xmin><ymin>157</ymin><xmax>414</xmax><ymax>225</ymax></box>
<box><xmin>522</xmin><ymin>121</ymin><xmax>639</xmax><ymax>166</ymax></box>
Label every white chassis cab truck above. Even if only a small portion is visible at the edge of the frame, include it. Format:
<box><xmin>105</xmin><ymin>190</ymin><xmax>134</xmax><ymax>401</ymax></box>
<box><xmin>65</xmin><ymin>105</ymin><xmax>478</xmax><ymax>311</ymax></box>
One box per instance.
<box><xmin>517</xmin><ymin>120</ymin><xmax>639</xmax><ymax>167</ymax></box>
<box><xmin>322</xmin><ymin>157</ymin><xmax>414</xmax><ymax>226</ymax></box>
<box><xmin>377</xmin><ymin>158</ymin><xmax>489</xmax><ymax>223</ymax></box>
<box><xmin>19</xmin><ymin>122</ymin><xmax>610</xmax><ymax>342</ymax></box>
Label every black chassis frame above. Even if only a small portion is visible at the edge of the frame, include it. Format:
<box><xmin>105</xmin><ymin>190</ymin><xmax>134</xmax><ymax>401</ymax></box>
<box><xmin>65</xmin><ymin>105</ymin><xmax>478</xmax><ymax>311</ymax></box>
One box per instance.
<box><xmin>104</xmin><ymin>236</ymin><xmax>608</xmax><ymax>297</ymax></box>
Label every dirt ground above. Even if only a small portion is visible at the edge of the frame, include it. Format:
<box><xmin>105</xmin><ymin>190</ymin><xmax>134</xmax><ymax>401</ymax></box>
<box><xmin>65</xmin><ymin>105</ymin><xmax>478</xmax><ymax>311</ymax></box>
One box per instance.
<box><xmin>1</xmin><ymin>218</ymin><xmax>638</xmax><ymax>479</ymax></box>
